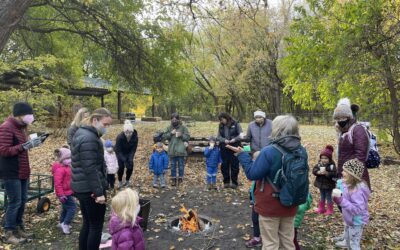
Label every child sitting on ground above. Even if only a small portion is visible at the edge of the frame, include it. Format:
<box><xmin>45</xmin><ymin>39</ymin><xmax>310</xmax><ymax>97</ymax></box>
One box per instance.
<box><xmin>332</xmin><ymin>159</ymin><xmax>370</xmax><ymax>249</ymax></box>
<box><xmin>52</xmin><ymin>147</ymin><xmax>76</xmax><ymax>235</ymax></box>
<box><xmin>245</xmin><ymin>151</ymin><xmax>262</xmax><ymax>248</ymax></box>
<box><xmin>313</xmin><ymin>145</ymin><xmax>337</xmax><ymax>215</ymax></box>
<box><xmin>104</xmin><ymin>140</ymin><xmax>119</xmax><ymax>191</ymax></box>
<box><xmin>109</xmin><ymin>188</ymin><xmax>145</xmax><ymax>250</ymax></box>
<box><xmin>149</xmin><ymin>142</ymin><xmax>169</xmax><ymax>188</ymax></box>
<box><xmin>204</xmin><ymin>136</ymin><xmax>222</xmax><ymax>190</ymax></box>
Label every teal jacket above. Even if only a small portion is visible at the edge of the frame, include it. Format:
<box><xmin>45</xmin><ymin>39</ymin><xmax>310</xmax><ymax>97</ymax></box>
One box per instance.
<box><xmin>294</xmin><ymin>193</ymin><xmax>313</xmax><ymax>228</ymax></box>
<box><xmin>162</xmin><ymin>123</ymin><xmax>190</xmax><ymax>157</ymax></box>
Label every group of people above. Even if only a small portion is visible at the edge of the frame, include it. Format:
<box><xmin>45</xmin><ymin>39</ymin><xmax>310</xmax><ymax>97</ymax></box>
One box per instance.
<box><xmin>0</xmin><ymin>96</ymin><xmax>373</xmax><ymax>250</ymax></box>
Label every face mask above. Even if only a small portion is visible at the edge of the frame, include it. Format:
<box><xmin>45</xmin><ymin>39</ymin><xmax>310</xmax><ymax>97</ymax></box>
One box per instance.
<box><xmin>210</xmin><ymin>142</ymin><xmax>215</xmax><ymax>147</ymax></box>
<box><xmin>62</xmin><ymin>159</ymin><xmax>71</xmax><ymax>166</ymax></box>
<box><xmin>124</xmin><ymin>132</ymin><xmax>132</xmax><ymax>137</ymax></box>
<box><xmin>106</xmin><ymin>147</ymin><xmax>113</xmax><ymax>153</ymax></box>
<box><xmin>22</xmin><ymin>115</ymin><xmax>34</xmax><ymax>125</ymax></box>
<box><xmin>338</xmin><ymin>119</ymin><xmax>349</xmax><ymax>128</ymax></box>
<box><xmin>172</xmin><ymin>121</ymin><xmax>179</xmax><ymax>127</ymax></box>
<box><xmin>255</xmin><ymin>118</ymin><xmax>264</xmax><ymax>125</ymax></box>
<box><xmin>95</xmin><ymin>121</ymin><xmax>107</xmax><ymax>136</ymax></box>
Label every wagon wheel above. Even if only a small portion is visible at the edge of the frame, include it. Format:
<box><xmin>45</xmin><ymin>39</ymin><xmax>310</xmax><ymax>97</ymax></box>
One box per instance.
<box><xmin>37</xmin><ymin>197</ymin><xmax>51</xmax><ymax>213</ymax></box>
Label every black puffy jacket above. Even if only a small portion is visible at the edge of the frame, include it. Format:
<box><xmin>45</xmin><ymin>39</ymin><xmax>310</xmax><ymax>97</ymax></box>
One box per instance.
<box><xmin>115</xmin><ymin>131</ymin><xmax>138</xmax><ymax>162</ymax></box>
<box><xmin>71</xmin><ymin>126</ymin><xmax>107</xmax><ymax>196</ymax></box>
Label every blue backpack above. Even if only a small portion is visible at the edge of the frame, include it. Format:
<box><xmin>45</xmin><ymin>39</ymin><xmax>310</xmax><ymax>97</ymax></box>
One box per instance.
<box><xmin>266</xmin><ymin>144</ymin><xmax>309</xmax><ymax>207</ymax></box>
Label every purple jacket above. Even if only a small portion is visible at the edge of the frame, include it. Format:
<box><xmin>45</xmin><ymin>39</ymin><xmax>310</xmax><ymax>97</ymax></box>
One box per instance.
<box><xmin>337</xmin><ymin>179</ymin><xmax>370</xmax><ymax>226</ymax></box>
<box><xmin>109</xmin><ymin>215</ymin><xmax>145</xmax><ymax>250</ymax></box>
<box><xmin>338</xmin><ymin>120</ymin><xmax>370</xmax><ymax>188</ymax></box>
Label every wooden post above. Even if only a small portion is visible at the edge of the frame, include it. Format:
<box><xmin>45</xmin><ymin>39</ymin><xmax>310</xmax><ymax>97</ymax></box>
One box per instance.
<box><xmin>152</xmin><ymin>95</ymin><xmax>155</xmax><ymax>117</ymax></box>
<box><xmin>117</xmin><ymin>91</ymin><xmax>122</xmax><ymax>121</ymax></box>
<box><xmin>101</xmin><ymin>95</ymin><xmax>104</xmax><ymax>107</ymax></box>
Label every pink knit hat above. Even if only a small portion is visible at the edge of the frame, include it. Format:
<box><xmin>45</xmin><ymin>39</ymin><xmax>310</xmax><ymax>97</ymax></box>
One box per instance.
<box><xmin>55</xmin><ymin>148</ymin><xmax>71</xmax><ymax>162</ymax></box>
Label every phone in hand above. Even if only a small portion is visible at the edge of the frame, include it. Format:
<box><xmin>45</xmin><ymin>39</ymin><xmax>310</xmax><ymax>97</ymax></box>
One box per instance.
<box><xmin>39</xmin><ymin>133</ymin><xmax>51</xmax><ymax>143</ymax></box>
<box><xmin>225</xmin><ymin>145</ymin><xmax>242</xmax><ymax>153</ymax></box>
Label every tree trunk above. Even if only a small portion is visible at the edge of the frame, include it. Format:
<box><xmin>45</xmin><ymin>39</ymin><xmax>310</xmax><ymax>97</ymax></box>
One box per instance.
<box><xmin>151</xmin><ymin>95</ymin><xmax>155</xmax><ymax>117</ymax></box>
<box><xmin>0</xmin><ymin>0</ymin><xmax>32</xmax><ymax>53</ymax></box>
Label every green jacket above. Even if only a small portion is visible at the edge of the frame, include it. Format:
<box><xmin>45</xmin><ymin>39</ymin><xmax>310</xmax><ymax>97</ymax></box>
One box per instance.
<box><xmin>294</xmin><ymin>193</ymin><xmax>313</xmax><ymax>228</ymax></box>
<box><xmin>162</xmin><ymin>123</ymin><xmax>190</xmax><ymax>157</ymax></box>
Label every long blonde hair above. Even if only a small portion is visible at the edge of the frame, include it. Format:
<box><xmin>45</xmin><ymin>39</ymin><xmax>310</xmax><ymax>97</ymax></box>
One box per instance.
<box><xmin>82</xmin><ymin>108</ymin><xmax>112</xmax><ymax>126</ymax></box>
<box><xmin>112</xmin><ymin>188</ymin><xmax>140</xmax><ymax>225</ymax></box>
<box><xmin>270</xmin><ymin>115</ymin><xmax>299</xmax><ymax>140</ymax></box>
<box><xmin>71</xmin><ymin>107</ymin><xmax>89</xmax><ymax>127</ymax></box>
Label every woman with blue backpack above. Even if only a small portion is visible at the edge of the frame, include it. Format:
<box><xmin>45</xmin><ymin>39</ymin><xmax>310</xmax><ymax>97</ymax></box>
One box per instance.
<box><xmin>229</xmin><ymin>115</ymin><xmax>309</xmax><ymax>250</ymax></box>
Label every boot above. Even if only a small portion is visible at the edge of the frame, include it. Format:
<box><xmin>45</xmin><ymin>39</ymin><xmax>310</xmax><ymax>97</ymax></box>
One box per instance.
<box><xmin>171</xmin><ymin>178</ymin><xmax>177</xmax><ymax>187</ymax></box>
<box><xmin>118</xmin><ymin>181</ymin><xmax>123</xmax><ymax>189</ymax></box>
<box><xmin>16</xmin><ymin>225</ymin><xmax>34</xmax><ymax>239</ymax></box>
<box><xmin>324</xmin><ymin>202</ymin><xmax>334</xmax><ymax>215</ymax></box>
<box><xmin>315</xmin><ymin>201</ymin><xmax>326</xmax><ymax>214</ymax></box>
<box><xmin>178</xmin><ymin>178</ymin><xmax>183</xmax><ymax>186</ymax></box>
<box><xmin>3</xmin><ymin>230</ymin><xmax>26</xmax><ymax>245</ymax></box>
<box><xmin>207</xmin><ymin>184</ymin><xmax>212</xmax><ymax>191</ymax></box>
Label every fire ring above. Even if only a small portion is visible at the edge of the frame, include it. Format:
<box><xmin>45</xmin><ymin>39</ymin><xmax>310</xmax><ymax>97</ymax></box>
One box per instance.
<box><xmin>167</xmin><ymin>214</ymin><xmax>216</xmax><ymax>235</ymax></box>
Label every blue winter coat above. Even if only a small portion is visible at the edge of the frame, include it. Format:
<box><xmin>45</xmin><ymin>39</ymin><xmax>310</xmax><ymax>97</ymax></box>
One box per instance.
<box><xmin>149</xmin><ymin>151</ymin><xmax>169</xmax><ymax>175</ymax></box>
<box><xmin>204</xmin><ymin>147</ymin><xmax>222</xmax><ymax>168</ymax></box>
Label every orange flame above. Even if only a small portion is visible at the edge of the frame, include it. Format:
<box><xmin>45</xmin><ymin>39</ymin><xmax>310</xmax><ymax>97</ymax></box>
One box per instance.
<box><xmin>179</xmin><ymin>205</ymin><xmax>200</xmax><ymax>232</ymax></box>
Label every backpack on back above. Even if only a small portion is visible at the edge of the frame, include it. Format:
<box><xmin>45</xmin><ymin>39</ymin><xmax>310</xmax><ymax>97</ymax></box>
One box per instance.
<box><xmin>267</xmin><ymin>144</ymin><xmax>309</xmax><ymax>207</ymax></box>
<box><xmin>348</xmin><ymin>123</ymin><xmax>381</xmax><ymax>169</ymax></box>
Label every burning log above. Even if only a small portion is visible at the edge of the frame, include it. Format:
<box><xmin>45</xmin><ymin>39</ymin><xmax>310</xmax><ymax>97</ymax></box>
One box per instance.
<box><xmin>179</xmin><ymin>205</ymin><xmax>204</xmax><ymax>233</ymax></box>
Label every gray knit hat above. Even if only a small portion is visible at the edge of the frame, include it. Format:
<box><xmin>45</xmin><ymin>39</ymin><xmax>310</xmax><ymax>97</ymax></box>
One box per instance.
<box><xmin>343</xmin><ymin>159</ymin><xmax>364</xmax><ymax>181</ymax></box>
<box><xmin>333</xmin><ymin>98</ymin><xmax>353</xmax><ymax>120</ymax></box>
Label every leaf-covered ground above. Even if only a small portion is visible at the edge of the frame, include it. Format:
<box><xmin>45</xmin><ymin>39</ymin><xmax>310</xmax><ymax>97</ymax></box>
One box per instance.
<box><xmin>1</xmin><ymin>121</ymin><xmax>399</xmax><ymax>249</ymax></box>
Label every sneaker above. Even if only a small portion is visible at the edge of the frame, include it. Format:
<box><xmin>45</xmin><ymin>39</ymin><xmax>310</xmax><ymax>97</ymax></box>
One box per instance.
<box><xmin>333</xmin><ymin>235</ymin><xmax>345</xmax><ymax>242</ymax></box>
<box><xmin>224</xmin><ymin>183</ymin><xmax>230</xmax><ymax>189</ymax></box>
<box><xmin>335</xmin><ymin>239</ymin><xmax>347</xmax><ymax>248</ymax></box>
<box><xmin>61</xmin><ymin>223</ymin><xmax>71</xmax><ymax>235</ymax></box>
<box><xmin>118</xmin><ymin>181</ymin><xmax>123</xmax><ymax>189</ymax></box>
<box><xmin>153</xmin><ymin>184</ymin><xmax>158</xmax><ymax>189</ymax></box>
<box><xmin>245</xmin><ymin>237</ymin><xmax>262</xmax><ymax>248</ymax></box>
<box><xmin>124</xmin><ymin>181</ymin><xmax>130</xmax><ymax>187</ymax></box>
<box><xmin>3</xmin><ymin>230</ymin><xmax>26</xmax><ymax>245</ymax></box>
<box><xmin>231</xmin><ymin>183</ymin><xmax>238</xmax><ymax>189</ymax></box>
<box><xmin>161</xmin><ymin>185</ymin><xmax>166</xmax><ymax>188</ymax></box>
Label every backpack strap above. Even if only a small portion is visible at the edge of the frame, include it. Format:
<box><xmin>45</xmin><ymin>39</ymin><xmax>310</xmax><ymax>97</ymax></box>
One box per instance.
<box><xmin>262</xmin><ymin>144</ymin><xmax>286</xmax><ymax>197</ymax></box>
<box><xmin>271</xmin><ymin>144</ymin><xmax>288</xmax><ymax>182</ymax></box>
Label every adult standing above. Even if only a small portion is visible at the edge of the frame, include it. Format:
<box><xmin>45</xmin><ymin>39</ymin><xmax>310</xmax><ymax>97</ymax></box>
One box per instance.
<box><xmin>236</xmin><ymin>115</ymin><xmax>306</xmax><ymax>250</ymax></box>
<box><xmin>115</xmin><ymin>120</ymin><xmax>138</xmax><ymax>189</ymax></box>
<box><xmin>246</xmin><ymin>110</ymin><xmax>272</xmax><ymax>152</ymax></box>
<box><xmin>0</xmin><ymin>102</ymin><xmax>42</xmax><ymax>245</ymax></box>
<box><xmin>244</xmin><ymin>110</ymin><xmax>272</xmax><ymax>248</ymax></box>
<box><xmin>162</xmin><ymin>113</ymin><xmax>190</xmax><ymax>186</ymax></box>
<box><xmin>216</xmin><ymin>112</ymin><xmax>243</xmax><ymax>189</ymax></box>
<box><xmin>71</xmin><ymin>108</ymin><xmax>111</xmax><ymax>250</ymax></box>
<box><xmin>333</xmin><ymin>98</ymin><xmax>370</xmax><ymax>189</ymax></box>
<box><xmin>67</xmin><ymin>107</ymin><xmax>89</xmax><ymax>147</ymax></box>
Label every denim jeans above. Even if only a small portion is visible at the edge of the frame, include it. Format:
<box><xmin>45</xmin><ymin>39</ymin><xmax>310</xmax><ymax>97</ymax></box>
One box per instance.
<box><xmin>252</xmin><ymin>206</ymin><xmax>260</xmax><ymax>238</ymax></box>
<box><xmin>3</xmin><ymin>179</ymin><xmax>28</xmax><ymax>231</ymax></box>
<box><xmin>206</xmin><ymin>166</ymin><xmax>218</xmax><ymax>184</ymax></box>
<box><xmin>75</xmin><ymin>192</ymin><xmax>106</xmax><ymax>250</ymax></box>
<box><xmin>153</xmin><ymin>174</ymin><xmax>166</xmax><ymax>187</ymax></box>
<box><xmin>60</xmin><ymin>195</ymin><xmax>77</xmax><ymax>225</ymax></box>
<box><xmin>320</xmin><ymin>188</ymin><xmax>333</xmax><ymax>203</ymax></box>
<box><xmin>170</xmin><ymin>157</ymin><xmax>185</xmax><ymax>178</ymax></box>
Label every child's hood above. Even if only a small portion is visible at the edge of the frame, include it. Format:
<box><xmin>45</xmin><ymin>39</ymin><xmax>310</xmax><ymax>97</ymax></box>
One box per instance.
<box><xmin>109</xmin><ymin>215</ymin><xmax>142</xmax><ymax>234</ymax></box>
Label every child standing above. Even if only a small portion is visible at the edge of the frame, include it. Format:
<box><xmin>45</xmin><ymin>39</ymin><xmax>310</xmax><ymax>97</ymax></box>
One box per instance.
<box><xmin>52</xmin><ymin>147</ymin><xmax>76</xmax><ymax>235</ymax></box>
<box><xmin>104</xmin><ymin>140</ymin><xmax>119</xmax><ymax>190</ymax></box>
<box><xmin>109</xmin><ymin>188</ymin><xmax>145</xmax><ymax>250</ymax></box>
<box><xmin>313</xmin><ymin>145</ymin><xmax>337</xmax><ymax>215</ymax></box>
<box><xmin>245</xmin><ymin>151</ymin><xmax>262</xmax><ymax>248</ymax></box>
<box><xmin>204</xmin><ymin>136</ymin><xmax>222</xmax><ymax>190</ymax></box>
<box><xmin>149</xmin><ymin>142</ymin><xmax>169</xmax><ymax>188</ymax></box>
<box><xmin>332</xmin><ymin>159</ymin><xmax>370</xmax><ymax>249</ymax></box>
<box><xmin>293</xmin><ymin>193</ymin><xmax>313</xmax><ymax>250</ymax></box>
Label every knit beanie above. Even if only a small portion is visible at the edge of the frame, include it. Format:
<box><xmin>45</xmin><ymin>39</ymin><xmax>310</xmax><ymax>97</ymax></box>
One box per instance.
<box><xmin>56</xmin><ymin>148</ymin><xmax>71</xmax><ymax>162</ymax></box>
<box><xmin>208</xmin><ymin>136</ymin><xmax>216</xmax><ymax>142</ymax></box>
<box><xmin>105</xmin><ymin>139</ymin><xmax>113</xmax><ymax>148</ymax></box>
<box><xmin>320</xmin><ymin>145</ymin><xmax>334</xmax><ymax>161</ymax></box>
<box><xmin>254</xmin><ymin>110</ymin><xmax>266</xmax><ymax>118</ymax></box>
<box><xmin>333</xmin><ymin>98</ymin><xmax>360</xmax><ymax>120</ymax></box>
<box><xmin>13</xmin><ymin>102</ymin><xmax>33</xmax><ymax>117</ymax></box>
<box><xmin>123</xmin><ymin>120</ymin><xmax>133</xmax><ymax>132</ymax></box>
<box><xmin>343</xmin><ymin>159</ymin><xmax>364</xmax><ymax>181</ymax></box>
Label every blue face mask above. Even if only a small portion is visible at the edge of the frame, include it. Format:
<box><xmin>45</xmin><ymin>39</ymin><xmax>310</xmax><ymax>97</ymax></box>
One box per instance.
<box><xmin>95</xmin><ymin>121</ymin><xmax>107</xmax><ymax>136</ymax></box>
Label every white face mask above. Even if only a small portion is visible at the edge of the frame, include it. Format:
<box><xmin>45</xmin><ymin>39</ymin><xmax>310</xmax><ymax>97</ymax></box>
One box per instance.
<box><xmin>106</xmin><ymin>147</ymin><xmax>113</xmax><ymax>153</ymax></box>
<box><xmin>22</xmin><ymin>114</ymin><xmax>34</xmax><ymax>125</ymax></box>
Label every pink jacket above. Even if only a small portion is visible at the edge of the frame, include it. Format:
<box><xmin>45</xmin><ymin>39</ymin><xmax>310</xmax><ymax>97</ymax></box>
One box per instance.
<box><xmin>104</xmin><ymin>151</ymin><xmax>119</xmax><ymax>174</ymax></box>
<box><xmin>52</xmin><ymin>162</ymin><xmax>73</xmax><ymax>196</ymax></box>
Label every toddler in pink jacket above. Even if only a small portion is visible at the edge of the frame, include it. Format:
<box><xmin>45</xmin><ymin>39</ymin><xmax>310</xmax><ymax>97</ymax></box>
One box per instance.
<box><xmin>52</xmin><ymin>147</ymin><xmax>76</xmax><ymax>235</ymax></box>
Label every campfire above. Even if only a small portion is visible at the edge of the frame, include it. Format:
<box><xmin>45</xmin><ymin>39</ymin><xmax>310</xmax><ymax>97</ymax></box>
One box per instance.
<box><xmin>178</xmin><ymin>205</ymin><xmax>205</xmax><ymax>233</ymax></box>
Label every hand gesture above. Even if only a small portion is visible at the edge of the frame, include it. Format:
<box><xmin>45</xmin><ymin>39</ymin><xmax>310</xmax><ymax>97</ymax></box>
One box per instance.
<box><xmin>171</xmin><ymin>129</ymin><xmax>176</xmax><ymax>135</ymax></box>
<box><xmin>224</xmin><ymin>139</ymin><xmax>230</xmax><ymax>144</ymax></box>
<box><xmin>229</xmin><ymin>139</ymin><xmax>236</xmax><ymax>144</ymax></box>
<box><xmin>58</xmin><ymin>196</ymin><xmax>67</xmax><ymax>204</ymax></box>
<box><xmin>176</xmin><ymin>131</ymin><xmax>182</xmax><ymax>137</ymax></box>
<box><xmin>225</xmin><ymin>145</ymin><xmax>243</xmax><ymax>154</ymax></box>
<box><xmin>22</xmin><ymin>137</ymin><xmax>42</xmax><ymax>150</ymax></box>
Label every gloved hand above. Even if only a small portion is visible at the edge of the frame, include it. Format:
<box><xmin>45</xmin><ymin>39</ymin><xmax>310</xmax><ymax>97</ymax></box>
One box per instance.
<box><xmin>22</xmin><ymin>137</ymin><xmax>42</xmax><ymax>150</ymax></box>
<box><xmin>333</xmin><ymin>196</ymin><xmax>343</xmax><ymax>205</ymax></box>
<box><xmin>58</xmin><ymin>196</ymin><xmax>67</xmax><ymax>204</ymax></box>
